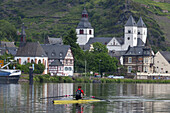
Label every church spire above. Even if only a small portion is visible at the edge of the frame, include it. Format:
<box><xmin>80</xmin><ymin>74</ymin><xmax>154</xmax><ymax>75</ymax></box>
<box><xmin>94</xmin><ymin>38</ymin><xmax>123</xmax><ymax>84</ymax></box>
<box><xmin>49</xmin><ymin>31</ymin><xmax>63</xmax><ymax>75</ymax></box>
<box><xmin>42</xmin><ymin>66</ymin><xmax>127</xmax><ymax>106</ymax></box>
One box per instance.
<box><xmin>137</xmin><ymin>17</ymin><xmax>146</xmax><ymax>27</ymax></box>
<box><xmin>125</xmin><ymin>15</ymin><xmax>137</xmax><ymax>26</ymax></box>
<box><xmin>77</xmin><ymin>8</ymin><xmax>92</xmax><ymax>29</ymax></box>
<box><xmin>20</xmin><ymin>23</ymin><xmax>26</xmax><ymax>47</ymax></box>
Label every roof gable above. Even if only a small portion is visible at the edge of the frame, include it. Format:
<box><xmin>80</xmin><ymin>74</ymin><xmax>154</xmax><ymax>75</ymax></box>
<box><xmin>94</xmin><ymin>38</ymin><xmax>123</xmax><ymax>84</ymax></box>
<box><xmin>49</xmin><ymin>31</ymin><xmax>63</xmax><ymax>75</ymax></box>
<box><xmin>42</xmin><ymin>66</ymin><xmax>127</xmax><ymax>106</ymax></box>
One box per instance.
<box><xmin>160</xmin><ymin>51</ymin><xmax>170</xmax><ymax>63</ymax></box>
<box><xmin>16</xmin><ymin>42</ymin><xmax>47</xmax><ymax>57</ymax></box>
<box><xmin>41</xmin><ymin>44</ymin><xmax>70</xmax><ymax>59</ymax></box>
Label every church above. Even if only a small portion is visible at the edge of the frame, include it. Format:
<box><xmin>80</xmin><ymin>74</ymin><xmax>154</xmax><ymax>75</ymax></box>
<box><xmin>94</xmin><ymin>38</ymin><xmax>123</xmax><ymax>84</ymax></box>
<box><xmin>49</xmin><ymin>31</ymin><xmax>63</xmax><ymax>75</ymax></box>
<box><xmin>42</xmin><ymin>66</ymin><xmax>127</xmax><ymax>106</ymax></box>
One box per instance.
<box><xmin>76</xmin><ymin>8</ymin><xmax>155</xmax><ymax>77</ymax></box>
<box><xmin>76</xmin><ymin>8</ymin><xmax>147</xmax><ymax>52</ymax></box>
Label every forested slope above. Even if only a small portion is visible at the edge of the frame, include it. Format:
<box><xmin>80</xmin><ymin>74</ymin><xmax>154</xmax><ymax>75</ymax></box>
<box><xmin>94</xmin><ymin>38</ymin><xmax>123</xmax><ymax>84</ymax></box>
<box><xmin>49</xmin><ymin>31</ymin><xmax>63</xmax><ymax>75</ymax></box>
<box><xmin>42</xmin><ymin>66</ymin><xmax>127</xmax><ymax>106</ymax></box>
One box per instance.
<box><xmin>0</xmin><ymin>0</ymin><xmax>169</xmax><ymax>51</ymax></box>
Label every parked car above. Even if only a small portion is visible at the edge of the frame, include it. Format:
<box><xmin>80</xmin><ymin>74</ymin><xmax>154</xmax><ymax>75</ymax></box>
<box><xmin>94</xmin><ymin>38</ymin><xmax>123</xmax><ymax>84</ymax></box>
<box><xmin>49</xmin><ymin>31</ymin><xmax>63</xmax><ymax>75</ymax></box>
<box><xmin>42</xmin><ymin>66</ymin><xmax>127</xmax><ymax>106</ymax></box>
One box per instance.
<box><xmin>108</xmin><ymin>75</ymin><xmax>124</xmax><ymax>79</ymax></box>
<box><xmin>108</xmin><ymin>75</ymin><xmax>114</xmax><ymax>78</ymax></box>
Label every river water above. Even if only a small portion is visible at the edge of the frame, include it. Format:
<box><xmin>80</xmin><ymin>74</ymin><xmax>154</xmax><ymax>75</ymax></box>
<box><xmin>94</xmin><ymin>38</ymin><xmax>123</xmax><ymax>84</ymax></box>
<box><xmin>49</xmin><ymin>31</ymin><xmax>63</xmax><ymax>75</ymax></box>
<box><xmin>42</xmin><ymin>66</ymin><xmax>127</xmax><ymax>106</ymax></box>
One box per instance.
<box><xmin>0</xmin><ymin>83</ymin><xmax>170</xmax><ymax>113</ymax></box>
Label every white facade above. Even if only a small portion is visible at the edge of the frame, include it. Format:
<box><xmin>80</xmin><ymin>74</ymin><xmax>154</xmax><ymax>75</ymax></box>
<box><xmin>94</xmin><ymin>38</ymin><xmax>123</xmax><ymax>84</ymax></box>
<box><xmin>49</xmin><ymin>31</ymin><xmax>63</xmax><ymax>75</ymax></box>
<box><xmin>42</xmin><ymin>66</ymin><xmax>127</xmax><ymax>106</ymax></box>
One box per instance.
<box><xmin>63</xmin><ymin>48</ymin><xmax>74</xmax><ymax>76</ymax></box>
<box><xmin>14</xmin><ymin>56</ymin><xmax>48</xmax><ymax>74</ymax></box>
<box><xmin>123</xmin><ymin>26</ymin><xmax>138</xmax><ymax>50</ymax></box>
<box><xmin>154</xmin><ymin>51</ymin><xmax>170</xmax><ymax>73</ymax></box>
<box><xmin>137</xmin><ymin>27</ymin><xmax>147</xmax><ymax>44</ymax></box>
<box><xmin>76</xmin><ymin>28</ymin><xmax>94</xmax><ymax>45</ymax></box>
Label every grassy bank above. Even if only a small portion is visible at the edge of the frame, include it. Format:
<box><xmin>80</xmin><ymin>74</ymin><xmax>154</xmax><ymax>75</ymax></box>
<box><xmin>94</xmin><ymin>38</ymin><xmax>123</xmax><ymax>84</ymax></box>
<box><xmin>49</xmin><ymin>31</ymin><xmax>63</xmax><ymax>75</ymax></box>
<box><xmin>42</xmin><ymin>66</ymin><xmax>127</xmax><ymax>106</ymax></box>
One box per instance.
<box><xmin>21</xmin><ymin>74</ymin><xmax>170</xmax><ymax>83</ymax></box>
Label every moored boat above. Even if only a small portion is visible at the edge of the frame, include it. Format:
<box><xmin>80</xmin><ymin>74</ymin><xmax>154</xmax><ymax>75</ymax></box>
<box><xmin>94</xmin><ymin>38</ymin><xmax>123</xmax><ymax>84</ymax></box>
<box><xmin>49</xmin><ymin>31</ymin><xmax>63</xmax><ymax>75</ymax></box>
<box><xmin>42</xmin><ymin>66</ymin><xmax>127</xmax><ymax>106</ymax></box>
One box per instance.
<box><xmin>0</xmin><ymin>69</ymin><xmax>21</xmax><ymax>84</ymax></box>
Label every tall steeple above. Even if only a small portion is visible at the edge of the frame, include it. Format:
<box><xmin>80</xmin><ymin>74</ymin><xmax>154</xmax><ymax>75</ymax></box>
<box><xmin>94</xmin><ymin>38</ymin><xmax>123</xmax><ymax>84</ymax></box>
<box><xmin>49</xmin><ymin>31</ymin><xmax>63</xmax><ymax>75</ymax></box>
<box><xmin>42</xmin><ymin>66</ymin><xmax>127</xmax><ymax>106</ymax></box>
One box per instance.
<box><xmin>125</xmin><ymin>15</ymin><xmax>137</xmax><ymax>26</ymax></box>
<box><xmin>20</xmin><ymin>23</ymin><xmax>26</xmax><ymax>47</ymax></box>
<box><xmin>137</xmin><ymin>17</ymin><xmax>147</xmax><ymax>44</ymax></box>
<box><xmin>76</xmin><ymin>8</ymin><xmax>94</xmax><ymax>45</ymax></box>
<box><xmin>21</xmin><ymin>23</ymin><xmax>26</xmax><ymax>43</ymax></box>
<box><xmin>123</xmin><ymin>15</ymin><xmax>138</xmax><ymax>50</ymax></box>
<box><xmin>77</xmin><ymin>8</ymin><xmax>93</xmax><ymax>29</ymax></box>
<box><xmin>137</xmin><ymin>17</ymin><xmax>146</xmax><ymax>27</ymax></box>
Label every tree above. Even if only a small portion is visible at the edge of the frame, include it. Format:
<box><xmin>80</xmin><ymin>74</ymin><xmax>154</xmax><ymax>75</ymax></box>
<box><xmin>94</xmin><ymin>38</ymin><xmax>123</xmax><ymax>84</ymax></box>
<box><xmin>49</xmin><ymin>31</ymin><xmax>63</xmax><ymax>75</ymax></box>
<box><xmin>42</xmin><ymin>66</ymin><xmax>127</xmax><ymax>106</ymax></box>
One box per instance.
<box><xmin>63</xmin><ymin>29</ymin><xmax>85</xmax><ymax>72</ymax></box>
<box><xmin>0</xmin><ymin>20</ymin><xmax>18</xmax><ymax>41</ymax></box>
<box><xmin>92</xmin><ymin>42</ymin><xmax>108</xmax><ymax>53</ymax></box>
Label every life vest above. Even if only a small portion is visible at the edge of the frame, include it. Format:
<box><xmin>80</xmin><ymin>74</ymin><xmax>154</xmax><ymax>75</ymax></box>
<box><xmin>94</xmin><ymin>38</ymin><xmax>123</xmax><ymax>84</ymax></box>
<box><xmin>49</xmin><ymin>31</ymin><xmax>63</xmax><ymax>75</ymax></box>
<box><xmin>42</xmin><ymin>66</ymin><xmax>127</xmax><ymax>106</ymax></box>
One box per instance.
<box><xmin>76</xmin><ymin>89</ymin><xmax>82</xmax><ymax>96</ymax></box>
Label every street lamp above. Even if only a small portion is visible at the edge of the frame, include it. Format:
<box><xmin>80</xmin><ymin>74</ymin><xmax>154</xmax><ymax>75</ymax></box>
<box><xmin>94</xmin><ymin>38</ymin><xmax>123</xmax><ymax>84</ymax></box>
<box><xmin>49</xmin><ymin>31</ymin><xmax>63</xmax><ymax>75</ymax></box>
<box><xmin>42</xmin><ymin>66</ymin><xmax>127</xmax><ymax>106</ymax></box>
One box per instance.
<box><xmin>99</xmin><ymin>60</ymin><xmax>102</xmax><ymax>78</ymax></box>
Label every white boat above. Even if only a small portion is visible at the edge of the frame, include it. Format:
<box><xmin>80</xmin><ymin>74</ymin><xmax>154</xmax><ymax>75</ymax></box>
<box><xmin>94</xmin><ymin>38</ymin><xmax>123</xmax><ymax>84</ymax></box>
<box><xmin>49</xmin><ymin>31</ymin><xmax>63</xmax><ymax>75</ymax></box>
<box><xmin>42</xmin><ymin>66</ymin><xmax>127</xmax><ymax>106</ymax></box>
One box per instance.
<box><xmin>0</xmin><ymin>61</ymin><xmax>21</xmax><ymax>84</ymax></box>
<box><xmin>0</xmin><ymin>69</ymin><xmax>21</xmax><ymax>83</ymax></box>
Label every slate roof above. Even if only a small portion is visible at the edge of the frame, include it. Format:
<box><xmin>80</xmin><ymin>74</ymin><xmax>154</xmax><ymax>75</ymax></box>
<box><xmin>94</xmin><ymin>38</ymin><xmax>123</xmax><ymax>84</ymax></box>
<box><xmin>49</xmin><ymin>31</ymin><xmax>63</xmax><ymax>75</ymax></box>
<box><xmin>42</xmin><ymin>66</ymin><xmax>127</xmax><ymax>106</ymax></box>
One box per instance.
<box><xmin>16</xmin><ymin>42</ymin><xmax>47</xmax><ymax>57</ymax></box>
<box><xmin>77</xmin><ymin>9</ymin><xmax>93</xmax><ymax>29</ymax></box>
<box><xmin>160</xmin><ymin>51</ymin><xmax>170</xmax><ymax>63</ymax></box>
<box><xmin>7</xmin><ymin>47</ymin><xmax>18</xmax><ymax>56</ymax></box>
<box><xmin>46</xmin><ymin>36</ymin><xmax>63</xmax><ymax>45</ymax></box>
<box><xmin>137</xmin><ymin>17</ymin><xmax>146</xmax><ymax>27</ymax></box>
<box><xmin>87</xmin><ymin>37</ymin><xmax>113</xmax><ymax>45</ymax></box>
<box><xmin>80</xmin><ymin>37</ymin><xmax>112</xmax><ymax>50</ymax></box>
<box><xmin>123</xmin><ymin>46</ymin><xmax>151</xmax><ymax>56</ymax></box>
<box><xmin>109</xmin><ymin>50</ymin><xmax>126</xmax><ymax>58</ymax></box>
<box><xmin>41</xmin><ymin>44</ymin><xmax>70</xmax><ymax>59</ymax></box>
<box><xmin>125</xmin><ymin>15</ymin><xmax>137</xmax><ymax>26</ymax></box>
<box><xmin>115</xmin><ymin>37</ymin><xmax>124</xmax><ymax>45</ymax></box>
<box><xmin>49</xmin><ymin>60</ymin><xmax>64</xmax><ymax>66</ymax></box>
<box><xmin>137</xmin><ymin>38</ymin><xmax>145</xmax><ymax>46</ymax></box>
<box><xmin>0</xmin><ymin>41</ymin><xmax>16</xmax><ymax>47</ymax></box>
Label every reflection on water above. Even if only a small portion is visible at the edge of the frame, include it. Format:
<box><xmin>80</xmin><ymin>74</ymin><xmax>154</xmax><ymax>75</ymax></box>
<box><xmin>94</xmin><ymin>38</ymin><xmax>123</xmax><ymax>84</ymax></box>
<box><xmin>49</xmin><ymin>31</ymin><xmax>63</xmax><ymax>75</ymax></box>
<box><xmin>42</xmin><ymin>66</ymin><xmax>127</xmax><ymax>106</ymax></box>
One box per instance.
<box><xmin>0</xmin><ymin>83</ymin><xmax>170</xmax><ymax>113</ymax></box>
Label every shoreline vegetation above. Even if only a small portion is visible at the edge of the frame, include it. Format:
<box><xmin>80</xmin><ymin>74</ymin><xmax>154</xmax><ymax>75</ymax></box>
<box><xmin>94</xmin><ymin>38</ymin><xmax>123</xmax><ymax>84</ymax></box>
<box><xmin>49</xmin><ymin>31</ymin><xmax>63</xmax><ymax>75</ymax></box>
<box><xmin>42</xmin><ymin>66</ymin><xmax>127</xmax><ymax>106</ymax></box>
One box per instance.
<box><xmin>19</xmin><ymin>74</ymin><xmax>170</xmax><ymax>83</ymax></box>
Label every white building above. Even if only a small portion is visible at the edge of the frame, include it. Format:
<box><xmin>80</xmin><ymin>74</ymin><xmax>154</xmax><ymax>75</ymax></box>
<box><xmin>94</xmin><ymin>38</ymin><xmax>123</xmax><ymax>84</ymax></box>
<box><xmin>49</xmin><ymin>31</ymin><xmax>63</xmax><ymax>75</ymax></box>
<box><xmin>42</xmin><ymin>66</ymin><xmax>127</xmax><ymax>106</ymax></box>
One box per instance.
<box><xmin>76</xmin><ymin>9</ymin><xmax>147</xmax><ymax>52</ymax></box>
<box><xmin>154</xmin><ymin>51</ymin><xmax>170</xmax><ymax>73</ymax></box>
<box><xmin>15</xmin><ymin>42</ymin><xmax>48</xmax><ymax>74</ymax></box>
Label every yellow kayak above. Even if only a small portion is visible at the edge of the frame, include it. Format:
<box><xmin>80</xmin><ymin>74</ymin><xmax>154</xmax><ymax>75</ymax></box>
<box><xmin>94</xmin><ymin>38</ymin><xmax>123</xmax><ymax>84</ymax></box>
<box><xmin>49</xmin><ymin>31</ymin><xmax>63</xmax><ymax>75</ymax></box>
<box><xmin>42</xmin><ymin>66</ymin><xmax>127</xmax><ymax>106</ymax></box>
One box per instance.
<box><xmin>53</xmin><ymin>99</ymin><xmax>101</xmax><ymax>104</ymax></box>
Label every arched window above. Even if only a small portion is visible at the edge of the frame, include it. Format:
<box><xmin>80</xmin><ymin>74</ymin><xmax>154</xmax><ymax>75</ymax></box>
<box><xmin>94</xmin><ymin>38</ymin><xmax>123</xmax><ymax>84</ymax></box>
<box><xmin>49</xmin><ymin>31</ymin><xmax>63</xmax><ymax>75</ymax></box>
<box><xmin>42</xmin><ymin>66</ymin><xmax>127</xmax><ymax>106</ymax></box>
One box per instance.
<box><xmin>89</xmin><ymin>30</ymin><xmax>92</xmax><ymax>34</ymax></box>
<box><xmin>38</xmin><ymin>59</ymin><xmax>41</xmax><ymax>64</ymax></box>
<box><xmin>31</xmin><ymin>59</ymin><xmax>34</xmax><ymax>63</ymax></box>
<box><xmin>128</xmin><ymin>30</ymin><xmax>131</xmax><ymax>33</ymax></box>
<box><xmin>127</xmin><ymin>37</ymin><xmax>130</xmax><ymax>40</ymax></box>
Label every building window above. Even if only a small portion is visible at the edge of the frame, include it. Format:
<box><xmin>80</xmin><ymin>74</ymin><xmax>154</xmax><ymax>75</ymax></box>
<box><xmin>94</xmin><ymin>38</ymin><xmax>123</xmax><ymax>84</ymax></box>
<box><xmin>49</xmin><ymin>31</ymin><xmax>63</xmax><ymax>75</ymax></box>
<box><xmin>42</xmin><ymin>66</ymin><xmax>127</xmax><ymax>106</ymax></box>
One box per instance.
<box><xmin>70</xmin><ymin>59</ymin><xmax>72</xmax><ymax>64</ymax></box>
<box><xmin>144</xmin><ymin>67</ymin><xmax>148</xmax><ymax>73</ymax></box>
<box><xmin>69</xmin><ymin>67</ymin><xmax>72</xmax><ymax>71</ymax></box>
<box><xmin>38</xmin><ymin>59</ymin><xmax>41</xmax><ymax>64</ymax></box>
<box><xmin>52</xmin><ymin>52</ymin><xmax>55</xmax><ymax>56</ymax></box>
<box><xmin>144</xmin><ymin>58</ymin><xmax>148</xmax><ymax>63</ymax></box>
<box><xmin>89</xmin><ymin>30</ymin><xmax>91</xmax><ymax>34</ymax></box>
<box><xmin>134</xmin><ymin>37</ymin><xmax>136</xmax><ymax>40</ymax></box>
<box><xmin>138</xmin><ymin>32</ymin><xmax>140</xmax><ymax>35</ymax></box>
<box><xmin>31</xmin><ymin>59</ymin><xmax>34</xmax><ymax>63</ymax></box>
<box><xmin>128</xmin><ymin>66</ymin><xmax>132</xmax><ymax>73</ymax></box>
<box><xmin>127</xmin><ymin>37</ymin><xmax>130</xmax><ymax>40</ymax></box>
<box><xmin>65</xmin><ymin>67</ymin><xmax>68</xmax><ymax>71</ymax></box>
<box><xmin>66</xmin><ymin>60</ymin><xmax>68</xmax><ymax>64</ymax></box>
<box><xmin>138</xmin><ymin>66</ymin><xmax>142</xmax><ymax>72</ymax></box>
<box><xmin>128</xmin><ymin>30</ymin><xmax>131</xmax><ymax>33</ymax></box>
<box><xmin>128</xmin><ymin>57</ymin><xmax>132</xmax><ymax>63</ymax></box>
<box><xmin>80</xmin><ymin>30</ymin><xmax>84</xmax><ymax>34</ymax></box>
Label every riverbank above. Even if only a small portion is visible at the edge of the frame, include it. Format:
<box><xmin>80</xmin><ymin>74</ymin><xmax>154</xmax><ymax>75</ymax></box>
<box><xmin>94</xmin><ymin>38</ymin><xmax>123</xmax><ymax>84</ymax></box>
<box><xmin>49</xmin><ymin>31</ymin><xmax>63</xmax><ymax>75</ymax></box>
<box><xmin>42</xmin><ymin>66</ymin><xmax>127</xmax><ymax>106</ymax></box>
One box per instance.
<box><xmin>19</xmin><ymin>74</ymin><xmax>170</xmax><ymax>83</ymax></box>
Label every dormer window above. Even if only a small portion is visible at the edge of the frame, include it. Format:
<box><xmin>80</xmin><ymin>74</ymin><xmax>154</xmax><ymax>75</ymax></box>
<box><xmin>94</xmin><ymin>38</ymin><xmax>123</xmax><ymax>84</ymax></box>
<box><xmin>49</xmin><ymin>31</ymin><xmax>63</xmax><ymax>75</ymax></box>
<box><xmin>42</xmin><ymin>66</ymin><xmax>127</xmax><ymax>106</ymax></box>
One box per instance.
<box><xmin>59</xmin><ymin>52</ymin><xmax>63</xmax><ymax>57</ymax></box>
<box><xmin>80</xmin><ymin>30</ymin><xmax>84</xmax><ymax>34</ymax></box>
<box><xmin>51</xmin><ymin>52</ymin><xmax>56</xmax><ymax>56</ymax></box>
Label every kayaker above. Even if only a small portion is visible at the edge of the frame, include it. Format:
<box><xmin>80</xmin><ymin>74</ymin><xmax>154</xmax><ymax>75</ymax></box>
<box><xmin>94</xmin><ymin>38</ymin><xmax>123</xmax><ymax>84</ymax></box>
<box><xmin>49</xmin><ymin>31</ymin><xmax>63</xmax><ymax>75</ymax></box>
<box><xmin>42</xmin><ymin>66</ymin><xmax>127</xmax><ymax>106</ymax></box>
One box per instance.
<box><xmin>75</xmin><ymin>86</ymin><xmax>84</xmax><ymax>100</ymax></box>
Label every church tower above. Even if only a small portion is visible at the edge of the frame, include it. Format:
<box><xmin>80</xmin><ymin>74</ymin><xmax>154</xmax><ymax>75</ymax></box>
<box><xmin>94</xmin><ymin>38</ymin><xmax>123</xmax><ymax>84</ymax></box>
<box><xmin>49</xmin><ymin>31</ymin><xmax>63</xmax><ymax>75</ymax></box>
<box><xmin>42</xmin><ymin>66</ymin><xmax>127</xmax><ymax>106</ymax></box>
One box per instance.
<box><xmin>76</xmin><ymin>8</ymin><xmax>94</xmax><ymax>45</ymax></box>
<box><xmin>20</xmin><ymin>23</ymin><xmax>26</xmax><ymax>46</ymax></box>
<box><xmin>137</xmin><ymin>17</ymin><xmax>147</xmax><ymax>44</ymax></box>
<box><xmin>123</xmin><ymin>15</ymin><xmax>138</xmax><ymax>50</ymax></box>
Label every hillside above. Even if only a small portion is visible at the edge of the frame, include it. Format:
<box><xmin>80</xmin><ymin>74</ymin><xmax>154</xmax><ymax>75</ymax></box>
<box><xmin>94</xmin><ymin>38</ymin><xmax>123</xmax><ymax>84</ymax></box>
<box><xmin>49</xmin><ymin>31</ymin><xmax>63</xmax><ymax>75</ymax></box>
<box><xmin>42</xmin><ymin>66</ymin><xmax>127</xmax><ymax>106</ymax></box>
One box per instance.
<box><xmin>0</xmin><ymin>0</ymin><xmax>169</xmax><ymax>51</ymax></box>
